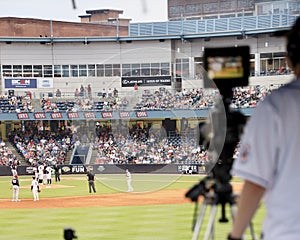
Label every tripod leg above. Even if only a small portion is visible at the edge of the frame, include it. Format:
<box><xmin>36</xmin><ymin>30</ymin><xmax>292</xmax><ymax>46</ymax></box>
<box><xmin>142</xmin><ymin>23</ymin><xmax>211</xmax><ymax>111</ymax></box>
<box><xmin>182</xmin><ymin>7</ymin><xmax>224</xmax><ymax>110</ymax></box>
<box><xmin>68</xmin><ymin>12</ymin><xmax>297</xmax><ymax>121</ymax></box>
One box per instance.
<box><xmin>204</xmin><ymin>204</ymin><xmax>218</xmax><ymax>240</ymax></box>
<box><xmin>229</xmin><ymin>203</ymin><xmax>257</xmax><ymax>240</ymax></box>
<box><xmin>248</xmin><ymin>221</ymin><xmax>257</xmax><ymax>240</ymax></box>
<box><xmin>192</xmin><ymin>198</ymin><xmax>208</xmax><ymax>240</ymax></box>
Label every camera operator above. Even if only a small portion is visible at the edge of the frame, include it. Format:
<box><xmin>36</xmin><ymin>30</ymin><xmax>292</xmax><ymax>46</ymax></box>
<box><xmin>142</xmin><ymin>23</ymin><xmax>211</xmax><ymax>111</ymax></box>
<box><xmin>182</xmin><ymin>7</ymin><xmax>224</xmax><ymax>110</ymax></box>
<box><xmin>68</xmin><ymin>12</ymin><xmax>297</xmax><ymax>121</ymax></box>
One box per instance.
<box><xmin>228</xmin><ymin>16</ymin><xmax>300</xmax><ymax>240</ymax></box>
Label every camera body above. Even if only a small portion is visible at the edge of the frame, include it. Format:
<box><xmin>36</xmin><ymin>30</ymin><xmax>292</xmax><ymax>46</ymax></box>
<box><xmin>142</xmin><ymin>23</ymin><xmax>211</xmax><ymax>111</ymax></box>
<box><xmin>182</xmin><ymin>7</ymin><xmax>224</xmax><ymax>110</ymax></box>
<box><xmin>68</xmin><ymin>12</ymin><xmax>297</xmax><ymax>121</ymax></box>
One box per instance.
<box><xmin>64</xmin><ymin>227</ymin><xmax>77</xmax><ymax>240</ymax></box>
<box><xmin>186</xmin><ymin>46</ymin><xmax>250</xmax><ymax>202</ymax></box>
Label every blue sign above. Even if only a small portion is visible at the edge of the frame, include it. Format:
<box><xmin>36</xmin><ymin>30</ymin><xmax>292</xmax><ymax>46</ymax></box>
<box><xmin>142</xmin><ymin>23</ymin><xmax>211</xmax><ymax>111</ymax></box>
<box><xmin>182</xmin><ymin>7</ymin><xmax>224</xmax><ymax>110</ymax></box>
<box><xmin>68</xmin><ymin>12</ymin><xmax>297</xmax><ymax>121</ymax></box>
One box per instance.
<box><xmin>5</xmin><ymin>78</ymin><xmax>37</xmax><ymax>88</ymax></box>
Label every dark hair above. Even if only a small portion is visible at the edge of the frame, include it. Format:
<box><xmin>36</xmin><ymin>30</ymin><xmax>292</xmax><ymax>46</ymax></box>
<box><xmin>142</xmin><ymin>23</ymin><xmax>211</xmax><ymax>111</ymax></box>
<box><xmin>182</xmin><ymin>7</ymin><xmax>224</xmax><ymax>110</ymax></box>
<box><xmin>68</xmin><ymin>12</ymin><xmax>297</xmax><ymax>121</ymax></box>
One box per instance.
<box><xmin>274</xmin><ymin>16</ymin><xmax>300</xmax><ymax>67</ymax></box>
<box><xmin>286</xmin><ymin>17</ymin><xmax>300</xmax><ymax>67</ymax></box>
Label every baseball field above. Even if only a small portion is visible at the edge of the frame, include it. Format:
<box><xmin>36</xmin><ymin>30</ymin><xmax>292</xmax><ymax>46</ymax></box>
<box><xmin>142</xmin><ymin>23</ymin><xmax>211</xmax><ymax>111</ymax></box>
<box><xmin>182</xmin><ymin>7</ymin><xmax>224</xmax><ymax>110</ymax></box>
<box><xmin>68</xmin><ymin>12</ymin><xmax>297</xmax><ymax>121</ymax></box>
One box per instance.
<box><xmin>0</xmin><ymin>174</ymin><xmax>265</xmax><ymax>239</ymax></box>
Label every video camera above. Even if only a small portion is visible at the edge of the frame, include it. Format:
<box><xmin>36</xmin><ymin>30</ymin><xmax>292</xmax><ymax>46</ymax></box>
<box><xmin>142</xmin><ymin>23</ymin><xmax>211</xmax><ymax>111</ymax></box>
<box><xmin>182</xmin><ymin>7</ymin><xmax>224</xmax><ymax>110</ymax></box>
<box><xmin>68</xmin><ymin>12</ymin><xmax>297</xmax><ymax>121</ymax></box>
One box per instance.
<box><xmin>186</xmin><ymin>46</ymin><xmax>250</xmax><ymax>205</ymax></box>
<box><xmin>64</xmin><ymin>227</ymin><xmax>77</xmax><ymax>240</ymax></box>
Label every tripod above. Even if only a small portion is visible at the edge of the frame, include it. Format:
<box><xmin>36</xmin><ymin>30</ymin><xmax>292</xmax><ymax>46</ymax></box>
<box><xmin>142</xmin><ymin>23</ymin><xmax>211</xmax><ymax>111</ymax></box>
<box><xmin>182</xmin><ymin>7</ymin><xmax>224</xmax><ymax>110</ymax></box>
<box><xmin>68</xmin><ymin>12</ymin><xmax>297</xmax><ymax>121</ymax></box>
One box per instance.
<box><xmin>191</xmin><ymin>183</ymin><xmax>257</xmax><ymax>240</ymax></box>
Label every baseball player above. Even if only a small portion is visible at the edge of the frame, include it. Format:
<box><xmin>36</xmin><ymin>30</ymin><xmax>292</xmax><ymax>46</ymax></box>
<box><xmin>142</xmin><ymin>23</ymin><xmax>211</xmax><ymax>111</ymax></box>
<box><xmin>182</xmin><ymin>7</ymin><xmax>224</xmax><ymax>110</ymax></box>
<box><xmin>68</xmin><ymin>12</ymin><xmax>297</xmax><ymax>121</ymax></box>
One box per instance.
<box><xmin>37</xmin><ymin>164</ymin><xmax>44</xmax><ymax>184</ymax></box>
<box><xmin>46</xmin><ymin>165</ymin><xmax>52</xmax><ymax>186</ymax></box>
<box><xmin>126</xmin><ymin>169</ymin><xmax>134</xmax><ymax>192</ymax></box>
<box><xmin>31</xmin><ymin>176</ymin><xmax>39</xmax><ymax>201</ymax></box>
<box><xmin>86</xmin><ymin>168</ymin><xmax>96</xmax><ymax>193</ymax></box>
<box><xmin>10</xmin><ymin>162</ymin><xmax>18</xmax><ymax>176</ymax></box>
<box><xmin>53</xmin><ymin>164</ymin><xmax>61</xmax><ymax>182</ymax></box>
<box><xmin>10</xmin><ymin>175</ymin><xmax>20</xmax><ymax>202</ymax></box>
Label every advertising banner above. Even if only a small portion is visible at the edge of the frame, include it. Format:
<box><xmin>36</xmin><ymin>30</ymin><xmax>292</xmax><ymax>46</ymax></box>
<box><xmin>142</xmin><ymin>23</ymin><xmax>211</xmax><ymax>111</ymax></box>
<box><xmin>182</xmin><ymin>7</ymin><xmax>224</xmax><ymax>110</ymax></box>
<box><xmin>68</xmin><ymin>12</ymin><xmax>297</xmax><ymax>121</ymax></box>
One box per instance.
<box><xmin>121</xmin><ymin>76</ymin><xmax>171</xmax><ymax>87</ymax></box>
<box><xmin>38</xmin><ymin>79</ymin><xmax>53</xmax><ymax>88</ymax></box>
<box><xmin>5</xmin><ymin>78</ymin><xmax>37</xmax><ymax>88</ymax></box>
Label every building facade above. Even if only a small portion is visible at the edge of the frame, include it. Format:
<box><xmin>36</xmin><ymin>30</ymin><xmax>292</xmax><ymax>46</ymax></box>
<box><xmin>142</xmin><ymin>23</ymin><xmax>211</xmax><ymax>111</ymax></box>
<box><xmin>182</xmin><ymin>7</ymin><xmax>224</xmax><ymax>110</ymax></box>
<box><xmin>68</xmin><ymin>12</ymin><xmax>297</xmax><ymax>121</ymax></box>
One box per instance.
<box><xmin>0</xmin><ymin>8</ymin><xmax>297</xmax><ymax>98</ymax></box>
<box><xmin>168</xmin><ymin>0</ymin><xmax>300</xmax><ymax>20</ymax></box>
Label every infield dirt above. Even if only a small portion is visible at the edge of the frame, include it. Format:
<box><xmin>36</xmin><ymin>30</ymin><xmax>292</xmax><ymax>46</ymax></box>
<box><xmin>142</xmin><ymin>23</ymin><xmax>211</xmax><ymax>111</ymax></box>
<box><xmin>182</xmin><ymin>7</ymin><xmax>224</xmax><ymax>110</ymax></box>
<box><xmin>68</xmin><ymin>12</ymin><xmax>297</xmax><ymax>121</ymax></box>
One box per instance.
<box><xmin>0</xmin><ymin>182</ymin><xmax>243</xmax><ymax>209</ymax></box>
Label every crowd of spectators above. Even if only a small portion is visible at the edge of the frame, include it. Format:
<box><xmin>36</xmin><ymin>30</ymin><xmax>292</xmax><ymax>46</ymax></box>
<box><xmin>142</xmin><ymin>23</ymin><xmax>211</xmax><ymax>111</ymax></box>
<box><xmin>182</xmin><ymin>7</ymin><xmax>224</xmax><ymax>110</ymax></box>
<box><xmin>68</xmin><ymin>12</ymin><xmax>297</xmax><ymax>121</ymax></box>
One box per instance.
<box><xmin>0</xmin><ymin>93</ymin><xmax>34</xmax><ymax>113</ymax></box>
<box><xmin>0</xmin><ymin>139</ymin><xmax>20</xmax><ymax>167</ymax></box>
<box><xmin>9</xmin><ymin>122</ymin><xmax>74</xmax><ymax>166</ymax></box>
<box><xmin>93</xmin><ymin>122</ymin><xmax>207</xmax><ymax>165</ymax></box>
<box><xmin>230</xmin><ymin>85</ymin><xmax>273</xmax><ymax>108</ymax></box>
<box><xmin>0</xmin><ymin>84</ymin><xmax>278</xmax><ymax>167</ymax></box>
<box><xmin>41</xmin><ymin>85</ymin><xmax>276</xmax><ymax>112</ymax></box>
<box><xmin>135</xmin><ymin>88</ymin><xmax>217</xmax><ymax>110</ymax></box>
<box><xmin>41</xmin><ymin>87</ymin><xmax>128</xmax><ymax>112</ymax></box>
<box><xmin>1</xmin><ymin>84</ymin><xmax>278</xmax><ymax>114</ymax></box>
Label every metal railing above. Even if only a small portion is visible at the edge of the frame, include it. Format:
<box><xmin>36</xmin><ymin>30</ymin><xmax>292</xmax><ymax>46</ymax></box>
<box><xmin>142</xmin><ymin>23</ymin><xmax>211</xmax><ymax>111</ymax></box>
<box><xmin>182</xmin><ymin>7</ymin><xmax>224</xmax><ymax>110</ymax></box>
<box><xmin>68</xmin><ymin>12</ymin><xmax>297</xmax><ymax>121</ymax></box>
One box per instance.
<box><xmin>129</xmin><ymin>14</ymin><xmax>297</xmax><ymax>36</ymax></box>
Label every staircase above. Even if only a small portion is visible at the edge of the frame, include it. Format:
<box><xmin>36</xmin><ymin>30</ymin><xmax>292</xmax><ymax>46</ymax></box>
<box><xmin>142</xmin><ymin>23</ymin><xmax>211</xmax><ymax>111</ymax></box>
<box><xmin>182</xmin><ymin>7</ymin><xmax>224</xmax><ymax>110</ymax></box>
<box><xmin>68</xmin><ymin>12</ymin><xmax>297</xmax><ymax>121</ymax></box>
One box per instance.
<box><xmin>31</xmin><ymin>98</ymin><xmax>42</xmax><ymax>111</ymax></box>
<box><xmin>64</xmin><ymin>149</ymin><xmax>73</xmax><ymax>165</ymax></box>
<box><xmin>5</xmin><ymin>141</ymin><xmax>28</xmax><ymax>166</ymax></box>
<box><xmin>89</xmin><ymin>149</ymin><xmax>99</xmax><ymax>164</ymax></box>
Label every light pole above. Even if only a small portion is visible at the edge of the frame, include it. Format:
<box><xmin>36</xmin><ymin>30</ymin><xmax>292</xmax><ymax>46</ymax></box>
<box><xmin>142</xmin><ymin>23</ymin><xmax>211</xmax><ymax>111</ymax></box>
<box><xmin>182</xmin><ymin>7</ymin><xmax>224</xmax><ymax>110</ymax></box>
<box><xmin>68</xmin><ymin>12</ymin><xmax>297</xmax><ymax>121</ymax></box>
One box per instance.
<box><xmin>108</xmin><ymin>18</ymin><xmax>120</xmax><ymax>40</ymax></box>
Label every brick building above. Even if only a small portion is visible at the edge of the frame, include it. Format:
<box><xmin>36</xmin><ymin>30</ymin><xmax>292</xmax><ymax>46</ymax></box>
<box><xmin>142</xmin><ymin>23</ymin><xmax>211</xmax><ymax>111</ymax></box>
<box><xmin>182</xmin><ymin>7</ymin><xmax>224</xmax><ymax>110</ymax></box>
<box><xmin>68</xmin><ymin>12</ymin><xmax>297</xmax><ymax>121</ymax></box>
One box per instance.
<box><xmin>0</xmin><ymin>9</ymin><xmax>130</xmax><ymax>37</ymax></box>
<box><xmin>168</xmin><ymin>0</ymin><xmax>300</xmax><ymax>20</ymax></box>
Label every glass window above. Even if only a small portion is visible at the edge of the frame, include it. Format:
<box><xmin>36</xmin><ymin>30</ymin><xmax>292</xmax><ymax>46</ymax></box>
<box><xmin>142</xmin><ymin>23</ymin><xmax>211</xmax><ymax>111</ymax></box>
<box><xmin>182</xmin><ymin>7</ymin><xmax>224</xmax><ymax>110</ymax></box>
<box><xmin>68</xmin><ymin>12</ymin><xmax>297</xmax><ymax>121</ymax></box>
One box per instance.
<box><xmin>260</xmin><ymin>60</ymin><xmax>267</xmax><ymax>74</ymax></box>
<box><xmin>96</xmin><ymin>64</ymin><xmax>104</xmax><ymax>77</ymax></box>
<box><xmin>2</xmin><ymin>65</ymin><xmax>12</xmax><ymax>77</ymax></box>
<box><xmin>122</xmin><ymin>64</ymin><xmax>130</xmax><ymax>68</ymax></box>
<box><xmin>175</xmin><ymin>61</ymin><xmax>182</xmax><ymax>77</ymax></box>
<box><xmin>104</xmin><ymin>64</ymin><xmax>112</xmax><ymax>77</ymax></box>
<box><xmin>141</xmin><ymin>63</ymin><xmax>150</xmax><ymax>76</ymax></box>
<box><xmin>54</xmin><ymin>65</ymin><xmax>62</xmax><ymax>77</ymax></box>
<box><xmin>141</xmin><ymin>63</ymin><xmax>150</xmax><ymax>68</ymax></box>
<box><xmin>182</xmin><ymin>62</ymin><xmax>189</xmax><ymax>78</ymax></box>
<box><xmin>161</xmin><ymin>62</ymin><xmax>170</xmax><ymax>75</ymax></box>
<box><xmin>113</xmin><ymin>64</ymin><xmax>120</xmax><ymax>76</ymax></box>
<box><xmin>260</xmin><ymin>53</ymin><xmax>272</xmax><ymax>59</ymax></box>
<box><xmin>23</xmin><ymin>65</ymin><xmax>33</xmax><ymax>77</ymax></box>
<box><xmin>79</xmin><ymin>64</ymin><xmax>87</xmax><ymax>77</ymax></box>
<box><xmin>132</xmin><ymin>63</ymin><xmax>140</xmax><ymax>76</ymax></box>
<box><xmin>122</xmin><ymin>64</ymin><xmax>131</xmax><ymax>76</ymax></box>
<box><xmin>71</xmin><ymin>65</ymin><xmax>78</xmax><ymax>77</ymax></box>
<box><xmin>13</xmin><ymin>65</ymin><xmax>22</xmax><ymax>77</ymax></box>
<box><xmin>43</xmin><ymin>65</ymin><xmax>53</xmax><ymax>77</ymax></box>
<box><xmin>122</xmin><ymin>67</ymin><xmax>131</xmax><ymax>76</ymax></box>
<box><xmin>33</xmin><ymin>65</ymin><xmax>43</xmax><ymax>77</ymax></box>
<box><xmin>88</xmin><ymin>64</ymin><xmax>96</xmax><ymax>77</ymax></box>
<box><xmin>273</xmin><ymin>52</ymin><xmax>286</xmax><ymax>58</ymax></box>
<box><xmin>151</xmin><ymin>63</ymin><xmax>160</xmax><ymax>76</ymax></box>
<box><xmin>141</xmin><ymin>68</ymin><xmax>150</xmax><ymax>76</ymax></box>
<box><xmin>62</xmin><ymin>65</ymin><xmax>70</xmax><ymax>77</ymax></box>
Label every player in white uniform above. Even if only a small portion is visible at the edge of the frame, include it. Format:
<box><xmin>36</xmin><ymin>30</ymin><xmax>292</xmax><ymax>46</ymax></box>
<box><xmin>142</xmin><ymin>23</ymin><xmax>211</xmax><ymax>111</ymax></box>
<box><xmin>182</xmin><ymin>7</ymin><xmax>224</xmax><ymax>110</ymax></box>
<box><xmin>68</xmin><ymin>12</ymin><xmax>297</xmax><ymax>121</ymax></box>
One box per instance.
<box><xmin>46</xmin><ymin>165</ymin><xmax>52</xmax><ymax>186</ymax></box>
<box><xmin>126</xmin><ymin>169</ymin><xmax>134</xmax><ymax>192</ymax></box>
<box><xmin>228</xmin><ymin>16</ymin><xmax>300</xmax><ymax>240</ymax></box>
<box><xmin>38</xmin><ymin>164</ymin><xmax>44</xmax><ymax>184</ymax></box>
<box><xmin>31</xmin><ymin>176</ymin><xmax>39</xmax><ymax>201</ymax></box>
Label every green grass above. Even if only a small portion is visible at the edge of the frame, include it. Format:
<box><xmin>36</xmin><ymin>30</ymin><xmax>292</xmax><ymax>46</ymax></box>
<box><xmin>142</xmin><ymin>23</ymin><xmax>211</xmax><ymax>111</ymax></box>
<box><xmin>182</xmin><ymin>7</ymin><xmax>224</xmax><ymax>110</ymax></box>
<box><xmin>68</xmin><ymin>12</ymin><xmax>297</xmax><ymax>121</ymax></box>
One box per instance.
<box><xmin>0</xmin><ymin>174</ymin><xmax>265</xmax><ymax>240</ymax></box>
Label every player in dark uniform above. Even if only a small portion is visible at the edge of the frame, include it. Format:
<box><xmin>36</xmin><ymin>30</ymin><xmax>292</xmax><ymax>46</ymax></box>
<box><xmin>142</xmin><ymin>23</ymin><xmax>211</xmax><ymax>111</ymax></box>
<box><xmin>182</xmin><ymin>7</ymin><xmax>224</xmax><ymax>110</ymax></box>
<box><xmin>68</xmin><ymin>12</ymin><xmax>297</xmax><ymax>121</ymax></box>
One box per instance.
<box><xmin>53</xmin><ymin>164</ymin><xmax>61</xmax><ymax>182</ymax></box>
<box><xmin>10</xmin><ymin>175</ymin><xmax>20</xmax><ymax>202</ymax></box>
<box><xmin>86</xmin><ymin>168</ymin><xmax>96</xmax><ymax>193</ymax></box>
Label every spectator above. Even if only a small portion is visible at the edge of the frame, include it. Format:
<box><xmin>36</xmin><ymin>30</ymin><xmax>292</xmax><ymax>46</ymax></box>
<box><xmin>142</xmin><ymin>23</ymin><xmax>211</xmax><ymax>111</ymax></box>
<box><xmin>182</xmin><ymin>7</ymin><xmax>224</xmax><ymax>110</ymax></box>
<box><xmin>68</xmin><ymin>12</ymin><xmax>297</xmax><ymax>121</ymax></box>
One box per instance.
<box><xmin>56</xmin><ymin>89</ymin><xmax>61</xmax><ymax>97</ymax></box>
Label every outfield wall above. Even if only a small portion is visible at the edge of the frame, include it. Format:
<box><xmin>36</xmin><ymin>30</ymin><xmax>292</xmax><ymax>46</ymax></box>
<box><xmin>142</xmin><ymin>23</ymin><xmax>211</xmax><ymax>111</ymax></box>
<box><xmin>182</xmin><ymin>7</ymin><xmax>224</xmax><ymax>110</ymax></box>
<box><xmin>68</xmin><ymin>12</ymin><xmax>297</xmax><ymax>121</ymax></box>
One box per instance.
<box><xmin>0</xmin><ymin>164</ymin><xmax>205</xmax><ymax>176</ymax></box>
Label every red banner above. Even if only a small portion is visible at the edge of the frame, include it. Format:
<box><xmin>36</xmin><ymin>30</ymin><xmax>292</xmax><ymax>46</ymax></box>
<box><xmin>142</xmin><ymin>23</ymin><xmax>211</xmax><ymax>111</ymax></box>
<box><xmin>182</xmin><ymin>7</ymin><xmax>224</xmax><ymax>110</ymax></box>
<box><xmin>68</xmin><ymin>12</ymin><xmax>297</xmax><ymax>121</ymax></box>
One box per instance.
<box><xmin>34</xmin><ymin>112</ymin><xmax>46</xmax><ymax>119</ymax></box>
<box><xmin>17</xmin><ymin>113</ymin><xmax>29</xmax><ymax>119</ymax></box>
<box><xmin>119</xmin><ymin>111</ymin><xmax>130</xmax><ymax>118</ymax></box>
<box><xmin>84</xmin><ymin>112</ymin><xmax>96</xmax><ymax>119</ymax></box>
<box><xmin>67</xmin><ymin>112</ymin><xmax>79</xmax><ymax>119</ymax></box>
<box><xmin>136</xmin><ymin>111</ymin><xmax>148</xmax><ymax>118</ymax></box>
<box><xmin>101</xmin><ymin>111</ymin><xmax>113</xmax><ymax>118</ymax></box>
<box><xmin>50</xmin><ymin>112</ymin><xmax>63</xmax><ymax>119</ymax></box>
